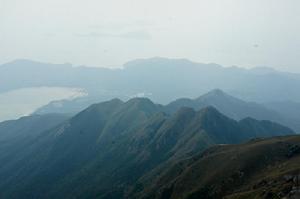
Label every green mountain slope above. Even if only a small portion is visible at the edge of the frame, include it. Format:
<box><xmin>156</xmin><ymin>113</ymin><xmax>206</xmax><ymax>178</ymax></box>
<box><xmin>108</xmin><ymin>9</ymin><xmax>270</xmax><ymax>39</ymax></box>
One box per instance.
<box><xmin>132</xmin><ymin>136</ymin><xmax>300</xmax><ymax>199</ymax></box>
<box><xmin>0</xmin><ymin>98</ymin><xmax>294</xmax><ymax>199</ymax></box>
<box><xmin>0</xmin><ymin>113</ymin><xmax>69</xmax><ymax>161</ymax></box>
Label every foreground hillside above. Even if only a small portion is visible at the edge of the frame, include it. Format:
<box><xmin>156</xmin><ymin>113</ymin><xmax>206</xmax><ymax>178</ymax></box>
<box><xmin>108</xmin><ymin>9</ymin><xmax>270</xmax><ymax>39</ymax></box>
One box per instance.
<box><xmin>132</xmin><ymin>136</ymin><xmax>300</xmax><ymax>199</ymax></box>
<box><xmin>0</xmin><ymin>98</ymin><xmax>294</xmax><ymax>199</ymax></box>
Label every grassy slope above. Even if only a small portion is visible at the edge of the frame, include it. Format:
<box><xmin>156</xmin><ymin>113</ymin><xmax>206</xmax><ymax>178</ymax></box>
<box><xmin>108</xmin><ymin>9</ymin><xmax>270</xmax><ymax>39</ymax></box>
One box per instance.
<box><xmin>133</xmin><ymin>136</ymin><xmax>300</xmax><ymax>199</ymax></box>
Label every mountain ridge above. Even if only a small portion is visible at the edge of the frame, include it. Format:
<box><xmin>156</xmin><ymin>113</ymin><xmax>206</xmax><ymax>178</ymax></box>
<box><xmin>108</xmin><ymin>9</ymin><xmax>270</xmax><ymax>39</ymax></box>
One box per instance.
<box><xmin>0</xmin><ymin>96</ymin><xmax>294</xmax><ymax>199</ymax></box>
<box><xmin>165</xmin><ymin>89</ymin><xmax>300</xmax><ymax>133</ymax></box>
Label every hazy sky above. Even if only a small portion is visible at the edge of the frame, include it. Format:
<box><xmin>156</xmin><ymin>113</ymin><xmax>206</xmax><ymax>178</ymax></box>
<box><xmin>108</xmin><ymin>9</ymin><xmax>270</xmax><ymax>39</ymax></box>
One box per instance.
<box><xmin>1</xmin><ymin>0</ymin><xmax>300</xmax><ymax>72</ymax></box>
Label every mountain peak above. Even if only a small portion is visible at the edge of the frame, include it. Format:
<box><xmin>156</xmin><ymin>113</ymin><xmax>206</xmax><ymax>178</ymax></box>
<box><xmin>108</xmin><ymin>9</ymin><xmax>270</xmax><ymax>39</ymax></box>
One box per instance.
<box><xmin>1</xmin><ymin>59</ymin><xmax>73</xmax><ymax>69</ymax></box>
<box><xmin>72</xmin><ymin>98</ymin><xmax>124</xmax><ymax>121</ymax></box>
<box><xmin>206</xmin><ymin>88</ymin><xmax>226</xmax><ymax>96</ymax></box>
<box><xmin>196</xmin><ymin>89</ymin><xmax>232</xmax><ymax>101</ymax></box>
<box><xmin>1</xmin><ymin>59</ymin><xmax>41</xmax><ymax>67</ymax></box>
<box><xmin>123</xmin><ymin>57</ymin><xmax>204</xmax><ymax>69</ymax></box>
<box><xmin>126</xmin><ymin>97</ymin><xmax>155</xmax><ymax>106</ymax></box>
<box><xmin>92</xmin><ymin>98</ymin><xmax>123</xmax><ymax>108</ymax></box>
<box><xmin>119</xmin><ymin>97</ymin><xmax>161</xmax><ymax>115</ymax></box>
<box><xmin>206</xmin><ymin>88</ymin><xmax>226</xmax><ymax>95</ymax></box>
<box><xmin>165</xmin><ymin>89</ymin><xmax>239</xmax><ymax>115</ymax></box>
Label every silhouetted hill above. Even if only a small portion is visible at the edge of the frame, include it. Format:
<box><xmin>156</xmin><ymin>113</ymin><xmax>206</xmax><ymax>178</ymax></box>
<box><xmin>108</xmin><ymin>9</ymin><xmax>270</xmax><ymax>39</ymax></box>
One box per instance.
<box><xmin>165</xmin><ymin>89</ymin><xmax>280</xmax><ymax>120</ymax></box>
<box><xmin>165</xmin><ymin>89</ymin><xmax>300</xmax><ymax>133</ymax></box>
<box><xmin>264</xmin><ymin>101</ymin><xmax>300</xmax><ymax>133</ymax></box>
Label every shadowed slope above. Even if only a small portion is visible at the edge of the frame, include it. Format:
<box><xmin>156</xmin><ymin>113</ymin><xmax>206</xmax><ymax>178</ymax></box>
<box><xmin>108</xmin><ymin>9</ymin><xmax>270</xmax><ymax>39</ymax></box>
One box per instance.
<box><xmin>132</xmin><ymin>136</ymin><xmax>300</xmax><ymax>199</ymax></box>
<box><xmin>0</xmin><ymin>98</ymin><xmax>294</xmax><ymax>199</ymax></box>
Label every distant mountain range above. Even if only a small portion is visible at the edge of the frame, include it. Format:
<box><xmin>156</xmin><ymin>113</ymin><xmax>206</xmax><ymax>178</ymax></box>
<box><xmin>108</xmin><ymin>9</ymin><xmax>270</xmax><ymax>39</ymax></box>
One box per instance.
<box><xmin>1</xmin><ymin>57</ymin><xmax>300</xmax><ymax>198</ymax></box>
<box><xmin>165</xmin><ymin>89</ymin><xmax>281</xmax><ymax>120</ymax></box>
<box><xmin>0</xmin><ymin>97</ymin><xmax>295</xmax><ymax>199</ymax></box>
<box><xmin>2</xmin><ymin>57</ymin><xmax>300</xmax><ymax>104</ymax></box>
<box><xmin>164</xmin><ymin>89</ymin><xmax>300</xmax><ymax>133</ymax></box>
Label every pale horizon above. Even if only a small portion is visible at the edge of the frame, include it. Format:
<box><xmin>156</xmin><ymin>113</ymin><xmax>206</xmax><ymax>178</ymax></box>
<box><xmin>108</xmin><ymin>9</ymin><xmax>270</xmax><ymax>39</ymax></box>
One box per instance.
<box><xmin>0</xmin><ymin>57</ymin><xmax>298</xmax><ymax>74</ymax></box>
<box><xmin>1</xmin><ymin>0</ymin><xmax>300</xmax><ymax>72</ymax></box>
